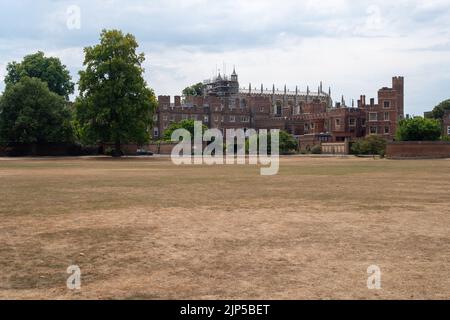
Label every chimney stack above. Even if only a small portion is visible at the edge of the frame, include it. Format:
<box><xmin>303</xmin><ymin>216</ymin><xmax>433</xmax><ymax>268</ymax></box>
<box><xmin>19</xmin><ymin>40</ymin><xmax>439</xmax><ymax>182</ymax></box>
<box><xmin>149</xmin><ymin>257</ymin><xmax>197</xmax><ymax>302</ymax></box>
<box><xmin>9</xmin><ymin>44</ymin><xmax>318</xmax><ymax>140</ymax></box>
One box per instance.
<box><xmin>174</xmin><ymin>95</ymin><xmax>181</xmax><ymax>107</ymax></box>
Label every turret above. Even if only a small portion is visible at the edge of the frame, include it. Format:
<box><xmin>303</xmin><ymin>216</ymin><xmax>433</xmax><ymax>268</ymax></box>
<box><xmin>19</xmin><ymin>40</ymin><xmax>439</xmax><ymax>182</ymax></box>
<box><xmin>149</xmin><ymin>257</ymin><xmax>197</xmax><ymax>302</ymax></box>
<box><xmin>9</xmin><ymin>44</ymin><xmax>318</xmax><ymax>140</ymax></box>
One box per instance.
<box><xmin>231</xmin><ymin>67</ymin><xmax>238</xmax><ymax>82</ymax></box>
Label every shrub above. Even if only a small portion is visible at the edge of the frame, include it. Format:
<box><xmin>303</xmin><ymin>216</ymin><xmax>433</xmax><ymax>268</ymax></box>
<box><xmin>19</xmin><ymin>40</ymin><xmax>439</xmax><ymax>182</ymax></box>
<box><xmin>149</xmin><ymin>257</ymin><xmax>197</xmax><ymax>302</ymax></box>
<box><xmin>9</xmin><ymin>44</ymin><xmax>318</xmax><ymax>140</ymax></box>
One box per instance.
<box><xmin>395</xmin><ymin>117</ymin><xmax>441</xmax><ymax>141</ymax></box>
<box><xmin>310</xmin><ymin>144</ymin><xmax>322</xmax><ymax>154</ymax></box>
<box><xmin>351</xmin><ymin>135</ymin><xmax>387</xmax><ymax>157</ymax></box>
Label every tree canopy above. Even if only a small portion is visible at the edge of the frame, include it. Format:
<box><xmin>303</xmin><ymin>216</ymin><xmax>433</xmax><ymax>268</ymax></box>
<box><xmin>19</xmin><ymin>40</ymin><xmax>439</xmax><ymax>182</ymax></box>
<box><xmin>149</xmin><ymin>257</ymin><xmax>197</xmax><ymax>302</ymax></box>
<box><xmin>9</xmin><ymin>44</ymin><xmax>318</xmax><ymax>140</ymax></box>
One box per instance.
<box><xmin>428</xmin><ymin>99</ymin><xmax>450</xmax><ymax>120</ymax></box>
<box><xmin>163</xmin><ymin>119</ymin><xmax>208</xmax><ymax>142</ymax></box>
<box><xmin>248</xmin><ymin>130</ymin><xmax>298</xmax><ymax>154</ymax></box>
<box><xmin>278</xmin><ymin>131</ymin><xmax>298</xmax><ymax>154</ymax></box>
<box><xmin>182</xmin><ymin>82</ymin><xmax>203</xmax><ymax>97</ymax></box>
<box><xmin>351</xmin><ymin>135</ymin><xmax>387</xmax><ymax>156</ymax></box>
<box><xmin>395</xmin><ymin>116</ymin><xmax>441</xmax><ymax>141</ymax></box>
<box><xmin>5</xmin><ymin>51</ymin><xmax>74</xmax><ymax>100</ymax></box>
<box><xmin>0</xmin><ymin>77</ymin><xmax>73</xmax><ymax>145</ymax></box>
<box><xmin>74</xmin><ymin>29</ymin><xmax>157</xmax><ymax>155</ymax></box>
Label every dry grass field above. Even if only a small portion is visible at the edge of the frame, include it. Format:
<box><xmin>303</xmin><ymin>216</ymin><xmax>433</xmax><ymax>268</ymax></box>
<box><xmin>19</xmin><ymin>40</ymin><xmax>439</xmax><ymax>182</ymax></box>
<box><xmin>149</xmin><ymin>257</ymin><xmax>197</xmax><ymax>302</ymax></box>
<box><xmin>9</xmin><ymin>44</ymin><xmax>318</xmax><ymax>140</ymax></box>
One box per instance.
<box><xmin>0</xmin><ymin>156</ymin><xmax>449</xmax><ymax>300</ymax></box>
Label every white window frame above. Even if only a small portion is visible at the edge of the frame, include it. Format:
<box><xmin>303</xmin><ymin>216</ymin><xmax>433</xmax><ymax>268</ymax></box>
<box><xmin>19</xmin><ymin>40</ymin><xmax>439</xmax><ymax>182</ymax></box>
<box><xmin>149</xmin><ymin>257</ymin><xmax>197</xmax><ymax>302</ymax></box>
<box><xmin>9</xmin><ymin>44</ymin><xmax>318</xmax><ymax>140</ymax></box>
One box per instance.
<box><xmin>384</xmin><ymin>112</ymin><xmax>390</xmax><ymax>121</ymax></box>
<box><xmin>370</xmin><ymin>126</ymin><xmax>378</xmax><ymax>134</ymax></box>
<box><xmin>447</xmin><ymin>126</ymin><xmax>450</xmax><ymax>135</ymax></box>
<box><xmin>349</xmin><ymin>118</ymin><xmax>356</xmax><ymax>127</ymax></box>
<box><xmin>230</xmin><ymin>115</ymin><xmax>236</xmax><ymax>123</ymax></box>
<box><xmin>369</xmin><ymin>112</ymin><xmax>378</xmax><ymax>122</ymax></box>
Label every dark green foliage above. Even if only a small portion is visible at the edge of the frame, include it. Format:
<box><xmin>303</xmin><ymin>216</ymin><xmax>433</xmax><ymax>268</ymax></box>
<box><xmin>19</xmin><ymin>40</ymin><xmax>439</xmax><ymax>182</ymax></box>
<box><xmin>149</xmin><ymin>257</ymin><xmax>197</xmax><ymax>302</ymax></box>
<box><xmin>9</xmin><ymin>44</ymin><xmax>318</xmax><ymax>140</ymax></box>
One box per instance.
<box><xmin>0</xmin><ymin>77</ymin><xmax>73</xmax><ymax>145</ymax></box>
<box><xmin>5</xmin><ymin>51</ymin><xmax>74</xmax><ymax>100</ymax></box>
<box><xmin>351</xmin><ymin>135</ymin><xmax>387</xmax><ymax>156</ymax></box>
<box><xmin>74</xmin><ymin>29</ymin><xmax>157</xmax><ymax>156</ymax></box>
<box><xmin>279</xmin><ymin>131</ymin><xmax>299</xmax><ymax>154</ymax></box>
<box><xmin>182</xmin><ymin>83</ymin><xmax>203</xmax><ymax>97</ymax></box>
<box><xmin>163</xmin><ymin>119</ymin><xmax>208</xmax><ymax>142</ymax></box>
<box><xmin>428</xmin><ymin>99</ymin><xmax>450</xmax><ymax>120</ymax></box>
<box><xmin>310</xmin><ymin>144</ymin><xmax>322</xmax><ymax>154</ymax></box>
<box><xmin>248</xmin><ymin>130</ymin><xmax>298</xmax><ymax>154</ymax></box>
<box><xmin>395</xmin><ymin>117</ymin><xmax>441</xmax><ymax>141</ymax></box>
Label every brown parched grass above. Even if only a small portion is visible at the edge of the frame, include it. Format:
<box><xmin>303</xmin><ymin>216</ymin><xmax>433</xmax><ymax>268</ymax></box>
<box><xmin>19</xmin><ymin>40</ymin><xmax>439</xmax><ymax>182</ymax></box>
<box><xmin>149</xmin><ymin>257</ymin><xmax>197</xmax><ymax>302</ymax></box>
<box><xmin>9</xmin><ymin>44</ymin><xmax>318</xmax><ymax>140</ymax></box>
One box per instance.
<box><xmin>0</xmin><ymin>156</ymin><xmax>449</xmax><ymax>300</ymax></box>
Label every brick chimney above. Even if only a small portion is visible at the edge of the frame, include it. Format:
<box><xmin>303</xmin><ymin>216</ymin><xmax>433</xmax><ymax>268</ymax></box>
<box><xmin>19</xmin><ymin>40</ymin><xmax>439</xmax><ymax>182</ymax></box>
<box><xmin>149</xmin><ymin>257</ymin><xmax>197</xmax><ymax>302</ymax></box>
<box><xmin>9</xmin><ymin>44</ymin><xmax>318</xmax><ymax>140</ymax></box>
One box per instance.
<box><xmin>174</xmin><ymin>96</ymin><xmax>181</xmax><ymax>107</ymax></box>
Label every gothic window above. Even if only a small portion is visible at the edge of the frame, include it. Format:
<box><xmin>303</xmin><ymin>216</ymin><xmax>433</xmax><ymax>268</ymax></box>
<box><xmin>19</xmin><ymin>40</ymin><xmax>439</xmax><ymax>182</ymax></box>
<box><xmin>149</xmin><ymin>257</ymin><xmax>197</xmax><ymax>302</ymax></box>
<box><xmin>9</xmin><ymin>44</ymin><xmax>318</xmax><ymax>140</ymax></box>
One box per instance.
<box><xmin>276</xmin><ymin>101</ymin><xmax>282</xmax><ymax>116</ymax></box>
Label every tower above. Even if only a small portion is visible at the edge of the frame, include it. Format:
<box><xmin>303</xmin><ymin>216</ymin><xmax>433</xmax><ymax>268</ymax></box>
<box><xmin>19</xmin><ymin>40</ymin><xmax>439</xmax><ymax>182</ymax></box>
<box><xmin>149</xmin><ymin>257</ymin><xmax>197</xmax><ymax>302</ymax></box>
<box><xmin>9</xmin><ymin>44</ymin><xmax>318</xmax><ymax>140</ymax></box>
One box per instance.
<box><xmin>392</xmin><ymin>76</ymin><xmax>404</xmax><ymax>119</ymax></box>
<box><xmin>231</xmin><ymin>67</ymin><xmax>238</xmax><ymax>82</ymax></box>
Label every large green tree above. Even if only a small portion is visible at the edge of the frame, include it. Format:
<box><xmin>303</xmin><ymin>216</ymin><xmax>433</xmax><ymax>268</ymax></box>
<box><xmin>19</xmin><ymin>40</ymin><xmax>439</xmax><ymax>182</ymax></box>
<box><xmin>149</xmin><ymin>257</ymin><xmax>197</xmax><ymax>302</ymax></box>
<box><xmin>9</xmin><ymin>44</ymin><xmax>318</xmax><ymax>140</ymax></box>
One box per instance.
<box><xmin>395</xmin><ymin>116</ymin><xmax>441</xmax><ymax>141</ymax></box>
<box><xmin>0</xmin><ymin>77</ymin><xmax>73</xmax><ymax>145</ymax></box>
<box><xmin>163</xmin><ymin>119</ymin><xmax>208</xmax><ymax>142</ymax></box>
<box><xmin>428</xmin><ymin>99</ymin><xmax>450</xmax><ymax>120</ymax></box>
<box><xmin>5</xmin><ymin>51</ymin><xmax>74</xmax><ymax>100</ymax></box>
<box><xmin>182</xmin><ymin>82</ymin><xmax>203</xmax><ymax>97</ymax></box>
<box><xmin>74</xmin><ymin>29</ymin><xmax>157</xmax><ymax>156</ymax></box>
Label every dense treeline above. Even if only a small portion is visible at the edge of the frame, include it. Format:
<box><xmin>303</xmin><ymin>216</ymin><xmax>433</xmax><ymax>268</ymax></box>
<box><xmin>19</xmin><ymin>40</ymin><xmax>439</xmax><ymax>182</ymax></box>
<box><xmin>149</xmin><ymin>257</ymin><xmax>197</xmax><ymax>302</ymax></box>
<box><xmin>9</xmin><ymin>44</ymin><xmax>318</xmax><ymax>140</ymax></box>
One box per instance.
<box><xmin>0</xmin><ymin>29</ymin><xmax>157</xmax><ymax>156</ymax></box>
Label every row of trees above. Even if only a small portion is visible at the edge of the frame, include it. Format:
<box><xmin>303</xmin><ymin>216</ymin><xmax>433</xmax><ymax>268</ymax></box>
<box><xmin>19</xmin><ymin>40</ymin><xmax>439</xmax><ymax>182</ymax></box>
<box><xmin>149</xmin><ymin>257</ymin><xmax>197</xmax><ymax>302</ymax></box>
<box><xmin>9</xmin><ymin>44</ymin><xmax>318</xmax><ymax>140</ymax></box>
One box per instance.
<box><xmin>0</xmin><ymin>29</ymin><xmax>157</xmax><ymax>156</ymax></box>
<box><xmin>162</xmin><ymin>119</ymin><xmax>299</xmax><ymax>154</ymax></box>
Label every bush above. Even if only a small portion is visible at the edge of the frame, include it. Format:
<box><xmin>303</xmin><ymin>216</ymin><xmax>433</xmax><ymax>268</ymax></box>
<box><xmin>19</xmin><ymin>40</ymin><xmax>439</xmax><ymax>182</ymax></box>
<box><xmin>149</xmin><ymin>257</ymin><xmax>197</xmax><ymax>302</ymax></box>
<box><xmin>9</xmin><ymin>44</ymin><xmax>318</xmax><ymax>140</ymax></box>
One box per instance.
<box><xmin>310</xmin><ymin>144</ymin><xmax>322</xmax><ymax>154</ymax></box>
<box><xmin>351</xmin><ymin>135</ymin><xmax>387</xmax><ymax>157</ymax></box>
<box><xmin>279</xmin><ymin>131</ymin><xmax>299</xmax><ymax>154</ymax></box>
<box><xmin>396</xmin><ymin>117</ymin><xmax>441</xmax><ymax>141</ymax></box>
<box><xmin>245</xmin><ymin>130</ymin><xmax>298</xmax><ymax>155</ymax></box>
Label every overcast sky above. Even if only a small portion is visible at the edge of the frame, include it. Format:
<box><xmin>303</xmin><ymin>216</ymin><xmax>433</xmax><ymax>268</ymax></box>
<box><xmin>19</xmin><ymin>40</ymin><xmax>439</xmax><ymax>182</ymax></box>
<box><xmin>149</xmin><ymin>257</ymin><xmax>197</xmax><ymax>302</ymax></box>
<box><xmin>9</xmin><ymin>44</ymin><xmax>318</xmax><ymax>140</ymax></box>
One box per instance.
<box><xmin>0</xmin><ymin>0</ymin><xmax>449</xmax><ymax>115</ymax></box>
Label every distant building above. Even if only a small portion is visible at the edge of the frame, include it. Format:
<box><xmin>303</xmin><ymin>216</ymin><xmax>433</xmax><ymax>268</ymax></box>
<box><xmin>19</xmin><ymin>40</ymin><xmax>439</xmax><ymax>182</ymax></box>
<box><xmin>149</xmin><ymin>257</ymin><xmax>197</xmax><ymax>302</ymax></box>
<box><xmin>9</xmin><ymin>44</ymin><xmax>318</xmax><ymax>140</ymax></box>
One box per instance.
<box><xmin>443</xmin><ymin>110</ymin><xmax>450</xmax><ymax>138</ymax></box>
<box><xmin>153</xmin><ymin>69</ymin><xmax>404</xmax><ymax>149</ymax></box>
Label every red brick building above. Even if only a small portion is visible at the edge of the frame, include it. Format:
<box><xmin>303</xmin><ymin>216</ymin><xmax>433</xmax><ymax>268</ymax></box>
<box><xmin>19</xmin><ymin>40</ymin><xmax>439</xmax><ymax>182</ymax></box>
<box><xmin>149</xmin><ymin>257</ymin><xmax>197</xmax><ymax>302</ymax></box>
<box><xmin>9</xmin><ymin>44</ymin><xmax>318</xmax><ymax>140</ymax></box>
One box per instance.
<box><xmin>443</xmin><ymin>110</ymin><xmax>450</xmax><ymax>138</ymax></box>
<box><xmin>154</xmin><ymin>70</ymin><xmax>404</xmax><ymax>149</ymax></box>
